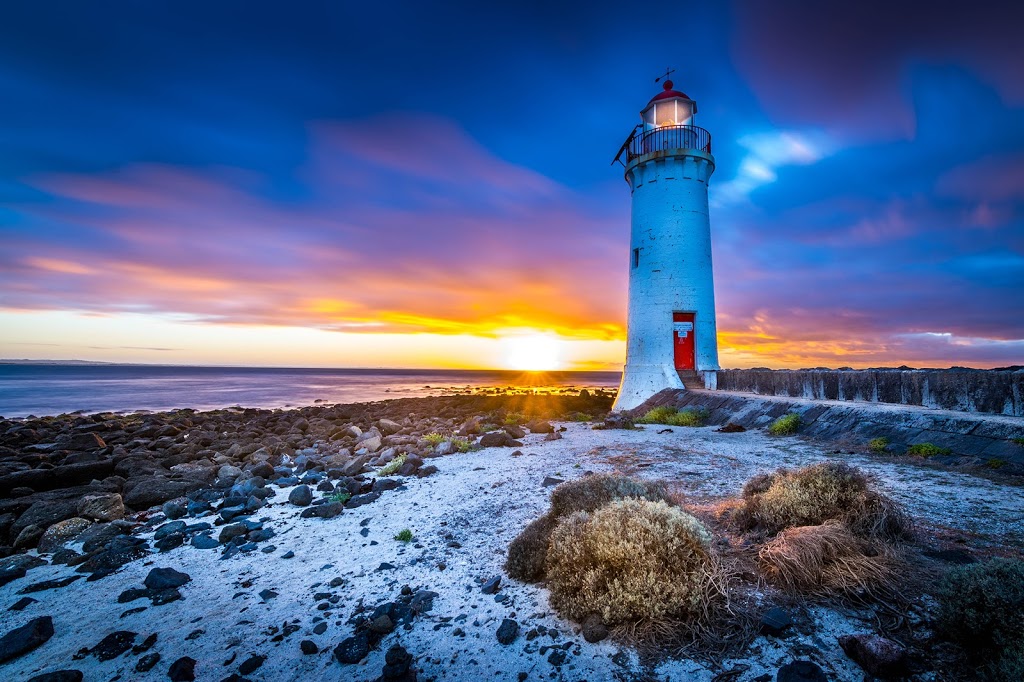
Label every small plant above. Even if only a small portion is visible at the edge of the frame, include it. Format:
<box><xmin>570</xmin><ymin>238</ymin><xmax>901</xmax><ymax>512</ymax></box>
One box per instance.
<box><xmin>768</xmin><ymin>413</ymin><xmax>801</xmax><ymax>436</ymax></box>
<box><xmin>450</xmin><ymin>436</ymin><xmax>473</xmax><ymax>453</ymax></box>
<box><xmin>394</xmin><ymin>528</ymin><xmax>413</xmax><ymax>542</ymax></box>
<box><xmin>503</xmin><ymin>412</ymin><xmax>527</xmax><ymax>426</ymax></box>
<box><xmin>377</xmin><ymin>454</ymin><xmax>408</xmax><ymax>476</ymax></box>
<box><xmin>868</xmin><ymin>437</ymin><xmax>890</xmax><ymax>453</ymax></box>
<box><xmin>907</xmin><ymin>442</ymin><xmax>952</xmax><ymax>458</ymax></box>
<box><xmin>935</xmin><ymin>558</ymin><xmax>1024</xmax><ymax>680</ymax></box>
<box><xmin>1012</xmin><ymin>437</ymin><xmax>1024</xmax><ymax>446</ymax></box>
<box><xmin>424</xmin><ymin>432</ymin><xmax>446</xmax><ymax>446</ymax></box>
<box><xmin>328</xmin><ymin>491</ymin><xmax>351</xmax><ymax>504</ymax></box>
<box><xmin>636</xmin><ymin>406</ymin><xmax>709</xmax><ymax>427</ymax></box>
<box><xmin>568</xmin><ymin>412</ymin><xmax>593</xmax><ymax>422</ymax></box>
<box><xmin>987</xmin><ymin>458</ymin><xmax>1007</xmax><ymax>470</ymax></box>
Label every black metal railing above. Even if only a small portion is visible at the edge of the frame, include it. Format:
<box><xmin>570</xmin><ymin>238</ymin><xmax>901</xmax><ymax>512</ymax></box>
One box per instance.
<box><xmin>614</xmin><ymin>124</ymin><xmax>712</xmax><ymax>165</ymax></box>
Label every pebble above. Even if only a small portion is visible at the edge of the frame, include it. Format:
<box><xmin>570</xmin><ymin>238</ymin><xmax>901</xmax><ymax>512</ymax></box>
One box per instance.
<box><xmin>496</xmin><ymin>618</ymin><xmax>519</xmax><ymax>645</ymax></box>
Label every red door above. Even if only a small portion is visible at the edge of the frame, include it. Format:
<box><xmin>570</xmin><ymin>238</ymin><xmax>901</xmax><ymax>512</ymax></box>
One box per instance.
<box><xmin>673</xmin><ymin>312</ymin><xmax>695</xmax><ymax>370</ymax></box>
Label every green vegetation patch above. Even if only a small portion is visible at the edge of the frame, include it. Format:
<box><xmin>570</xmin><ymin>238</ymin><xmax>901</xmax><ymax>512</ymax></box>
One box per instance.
<box><xmin>906</xmin><ymin>442</ymin><xmax>952</xmax><ymax>458</ymax></box>
<box><xmin>767</xmin><ymin>413</ymin><xmax>801</xmax><ymax>436</ymax></box>
<box><xmin>328</xmin><ymin>491</ymin><xmax>351</xmax><ymax>504</ymax></box>
<box><xmin>394</xmin><ymin>528</ymin><xmax>414</xmax><ymax>542</ymax></box>
<box><xmin>868</xmin><ymin>437</ymin><xmax>890</xmax><ymax>453</ymax></box>
<box><xmin>936</xmin><ymin>558</ymin><xmax>1024</xmax><ymax>681</ymax></box>
<box><xmin>423</xmin><ymin>432</ymin><xmax>446</xmax><ymax>446</ymax></box>
<box><xmin>636</xmin><ymin>406</ymin><xmax>709</xmax><ymax>427</ymax></box>
<box><xmin>1012</xmin><ymin>437</ymin><xmax>1024</xmax><ymax>446</ymax></box>
<box><xmin>377</xmin><ymin>454</ymin><xmax>407</xmax><ymax>477</ymax></box>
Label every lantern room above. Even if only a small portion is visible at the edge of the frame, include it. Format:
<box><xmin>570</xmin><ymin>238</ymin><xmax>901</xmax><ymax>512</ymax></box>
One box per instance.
<box><xmin>641</xmin><ymin>80</ymin><xmax>697</xmax><ymax>131</ymax></box>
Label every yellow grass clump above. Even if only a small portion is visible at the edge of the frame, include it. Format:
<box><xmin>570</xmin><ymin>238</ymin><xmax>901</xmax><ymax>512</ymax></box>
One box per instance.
<box><xmin>757</xmin><ymin>521</ymin><xmax>898</xmax><ymax>597</ymax></box>
<box><xmin>740</xmin><ymin>461</ymin><xmax>912</xmax><ymax>541</ymax></box>
<box><xmin>544</xmin><ymin>499</ymin><xmax>722</xmax><ymax>625</ymax></box>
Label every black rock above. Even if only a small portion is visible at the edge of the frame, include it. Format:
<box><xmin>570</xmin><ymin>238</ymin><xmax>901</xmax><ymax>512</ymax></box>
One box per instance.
<box><xmin>776</xmin><ymin>660</ymin><xmax>828</xmax><ymax>682</ymax></box>
<box><xmin>837</xmin><ymin>634</ymin><xmax>908</xmax><ymax>678</ymax></box>
<box><xmin>90</xmin><ymin>630</ymin><xmax>136</xmax><ymax>661</ymax></box>
<box><xmin>381</xmin><ymin>644</ymin><xmax>414</xmax><ymax>680</ymax></box>
<box><xmin>27</xmin><ymin>672</ymin><xmax>83</xmax><ymax>682</ymax></box>
<box><xmin>547</xmin><ymin>649</ymin><xmax>568</xmax><ymax>666</ymax></box>
<box><xmin>541</xmin><ymin>476</ymin><xmax>564</xmax><ymax>487</ymax></box>
<box><xmin>238</xmin><ymin>654</ymin><xmax>266</xmax><ymax>674</ymax></box>
<box><xmin>10</xmin><ymin>596</ymin><xmax>38</xmax><ymax>611</ymax></box>
<box><xmin>345</xmin><ymin>492</ymin><xmax>381</xmax><ymax>509</ymax></box>
<box><xmin>760</xmin><ymin>606</ymin><xmax>793</xmax><ymax>635</ymax></box>
<box><xmin>153</xmin><ymin>520</ymin><xmax>186</xmax><ymax>540</ymax></box>
<box><xmin>259</xmin><ymin>589</ymin><xmax>278</xmax><ymax>601</ymax></box>
<box><xmin>192</xmin><ymin>534</ymin><xmax>219</xmax><ymax>549</ymax></box>
<box><xmin>144</xmin><ymin>567</ymin><xmax>191</xmax><ymax>590</ymax></box>
<box><xmin>481</xmin><ymin>576</ymin><xmax>501</xmax><ymax>594</ymax></box>
<box><xmin>288</xmin><ymin>485</ymin><xmax>313</xmax><ymax>507</ymax></box>
<box><xmin>135</xmin><ymin>652</ymin><xmax>160</xmax><ymax>672</ymax></box>
<box><xmin>154</xmin><ymin>533</ymin><xmax>185</xmax><ymax>552</ymax></box>
<box><xmin>334</xmin><ymin>631</ymin><xmax>370</xmax><ymax>664</ymax></box>
<box><xmin>300</xmin><ymin>502</ymin><xmax>344</xmax><ymax>519</ymax></box>
<box><xmin>162</xmin><ymin>501</ymin><xmax>186</xmax><ymax>519</ymax></box>
<box><xmin>18</xmin><ymin>576</ymin><xmax>81</xmax><ymax>594</ymax></box>
<box><xmin>168</xmin><ymin>655</ymin><xmax>197</xmax><ymax>681</ymax></box>
<box><xmin>0</xmin><ymin>615</ymin><xmax>54</xmax><ymax>663</ymax></box>
<box><xmin>496</xmin><ymin>618</ymin><xmax>519</xmax><ymax>645</ymax></box>
<box><xmin>602</xmin><ymin>414</ymin><xmax>634</xmax><ymax>430</ymax></box>
<box><xmin>300</xmin><ymin>640</ymin><xmax>318</xmax><ymax>654</ymax></box>
<box><xmin>581</xmin><ymin>613</ymin><xmax>608</xmax><ymax>643</ymax></box>
<box><xmin>219</xmin><ymin>522</ymin><xmax>249</xmax><ymax>544</ymax></box>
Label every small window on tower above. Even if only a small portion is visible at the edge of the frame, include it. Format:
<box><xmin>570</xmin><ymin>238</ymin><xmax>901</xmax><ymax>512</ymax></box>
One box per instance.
<box><xmin>632</xmin><ymin>248</ymin><xmax>640</xmax><ymax>268</ymax></box>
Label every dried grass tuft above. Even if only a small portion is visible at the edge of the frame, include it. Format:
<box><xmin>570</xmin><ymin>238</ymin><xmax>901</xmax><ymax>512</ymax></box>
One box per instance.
<box><xmin>740</xmin><ymin>461</ymin><xmax>912</xmax><ymax>541</ymax></box>
<box><xmin>545</xmin><ymin>499</ymin><xmax>723</xmax><ymax>625</ymax></box>
<box><xmin>758</xmin><ymin>521</ymin><xmax>899</xmax><ymax>598</ymax></box>
<box><xmin>505</xmin><ymin>514</ymin><xmax>557</xmax><ymax>582</ymax></box>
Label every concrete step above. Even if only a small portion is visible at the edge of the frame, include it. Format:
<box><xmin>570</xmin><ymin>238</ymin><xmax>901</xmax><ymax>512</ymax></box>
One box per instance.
<box><xmin>677</xmin><ymin>371</ymin><xmax>703</xmax><ymax>390</ymax></box>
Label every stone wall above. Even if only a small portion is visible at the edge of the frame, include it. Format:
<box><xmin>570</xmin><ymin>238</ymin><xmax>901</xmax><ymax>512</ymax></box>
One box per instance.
<box><xmin>631</xmin><ymin>389</ymin><xmax>1024</xmax><ymax>470</ymax></box>
<box><xmin>715</xmin><ymin>368</ymin><xmax>1024</xmax><ymax>417</ymax></box>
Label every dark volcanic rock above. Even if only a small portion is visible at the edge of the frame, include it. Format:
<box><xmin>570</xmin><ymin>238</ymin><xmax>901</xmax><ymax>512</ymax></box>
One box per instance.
<box><xmin>760</xmin><ymin>606</ymin><xmax>793</xmax><ymax>635</ymax></box>
<box><xmin>334</xmin><ymin>631</ymin><xmax>370</xmax><ymax>664</ymax></box>
<box><xmin>838</xmin><ymin>634</ymin><xmax>909</xmax><ymax>678</ymax></box>
<box><xmin>78</xmin><ymin>493</ymin><xmax>125</xmax><ymax>522</ymax></box>
<box><xmin>10</xmin><ymin>596</ymin><xmax>38</xmax><ymax>611</ymax></box>
<box><xmin>496</xmin><ymin>618</ymin><xmax>519</xmax><ymax>645</ymax></box>
<box><xmin>168</xmin><ymin>655</ymin><xmax>197</xmax><ymax>681</ymax></box>
<box><xmin>300</xmin><ymin>640</ymin><xmax>318</xmax><ymax>655</ymax></box>
<box><xmin>0</xmin><ymin>616</ymin><xmax>54</xmax><ymax>663</ymax></box>
<box><xmin>27</xmin><ymin>672</ymin><xmax>84</xmax><ymax>682</ymax></box>
<box><xmin>18</xmin><ymin>576</ymin><xmax>81</xmax><ymax>594</ymax></box>
<box><xmin>776</xmin><ymin>660</ymin><xmax>828</xmax><ymax>682</ymax></box>
<box><xmin>300</xmin><ymin>501</ymin><xmax>344</xmax><ymax>519</ymax></box>
<box><xmin>480</xmin><ymin>576</ymin><xmax>501</xmax><ymax>594</ymax></box>
<box><xmin>238</xmin><ymin>654</ymin><xmax>266</xmax><ymax>674</ymax></box>
<box><xmin>135</xmin><ymin>652</ymin><xmax>160</xmax><ymax>672</ymax></box>
<box><xmin>0</xmin><ymin>554</ymin><xmax>47</xmax><ymax>587</ymax></box>
<box><xmin>380</xmin><ymin>644</ymin><xmax>415</xmax><ymax>680</ymax></box>
<box><xmin>581</xmin><ymin>613</ymin><xmax>608</xmax><ymax>643</ymax></box>
<box><xmin>288</xmin><ymin>485</ymin><xmax>313</xmax><ymax>507</ymax></box>
<box><xmin>478</xmin><ymin>432</ymin><xmax>522</xmax><ymax>448</ymax></box>
<box><xmin>526</xmin><ymin>420</ymin><xmax>554</xmax><ymax>433</ymax></box>
<box><xmin>123</xmin><ymin>477</ymin><xmax>198</xmax><ymax>510</ymax></box>
<box><xmin>89</xmin><ymin>630</ymin><xmax>136</xmax><ymax>661</ymax></box>
<box><xmin>143</xmin><ymin>567</ymin><xmax>191</xmax><ymax>590</ymax></box>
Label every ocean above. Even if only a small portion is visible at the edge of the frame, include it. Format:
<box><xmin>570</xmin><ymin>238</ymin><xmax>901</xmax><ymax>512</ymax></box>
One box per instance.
<box><xmin>0</xmin><ymin>364</ymin><xmax>622</xmax><ymax>418</ymax></box>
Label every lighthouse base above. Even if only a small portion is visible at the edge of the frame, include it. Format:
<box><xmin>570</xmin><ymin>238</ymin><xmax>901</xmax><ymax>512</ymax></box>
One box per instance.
<box><xmin>612</xmin><ymin>364</ymin><xmax>685</xmax><ymax>412</ymax></box>
<box><xmin>612</xmin><ymin>366</ymin><xmax>718</xmax><ymax>412</ymax></box>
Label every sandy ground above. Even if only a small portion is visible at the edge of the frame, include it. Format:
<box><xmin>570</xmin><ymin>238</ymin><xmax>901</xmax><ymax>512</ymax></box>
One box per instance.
<box><xmin>2</xmin><ymin>422</ymin><xmax>1022</xmax><ymax>681</ymax></box>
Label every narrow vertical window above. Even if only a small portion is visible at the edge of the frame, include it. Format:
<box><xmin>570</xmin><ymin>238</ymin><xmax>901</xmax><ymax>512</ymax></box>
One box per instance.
<box><xmin>632</xmin><ymin>248</ymin><xmax>640</xmax><ymax>268</ymax></box>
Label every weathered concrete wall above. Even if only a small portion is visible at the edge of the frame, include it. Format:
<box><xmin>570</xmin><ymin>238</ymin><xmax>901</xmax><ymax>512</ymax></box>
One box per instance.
<box><xmin>715</xmin><ymin>369</ymin><xmax>1024</xmax><ymax>417</ymax></box>
<box><xmin>631</xmin><ymin>389</ymin><xmax>1024</xmax><ymax>470</ymax></box>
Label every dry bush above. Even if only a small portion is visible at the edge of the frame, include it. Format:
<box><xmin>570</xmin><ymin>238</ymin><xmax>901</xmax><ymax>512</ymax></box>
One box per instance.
<box><xmin>740</xmin><ymin>462</ymin><xmax>912</xmax><ymax>541</ymax></box>
<box><xmin>545</xmin><ymin>499</ymin><xmax>724</xmax><ymax>625</ymax></box>
<box><xmin>549</xmin><ymin>473</ymin><xmax>673</xmax><ymax>518</ymax></box>
<box><xmin>506</xmin><ymin>474</ymin><xmax>676</xmax><ymax>584</ymax></box>
<box><xmin>758</xmin><ymin>521</ymin><xmax>899</xmax><ymax>597</ymax></box>
<box><xmin>505</xmin><ymin>514</ymin><xmax>557</xmax><ymax>582</ymax></box>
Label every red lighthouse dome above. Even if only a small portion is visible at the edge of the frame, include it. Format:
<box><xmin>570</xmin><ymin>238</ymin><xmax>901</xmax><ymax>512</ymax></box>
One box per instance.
<box><xmin>647</xmin><ymin>79</ymin><xmax>690</xmax><ymax>103</ymax></box>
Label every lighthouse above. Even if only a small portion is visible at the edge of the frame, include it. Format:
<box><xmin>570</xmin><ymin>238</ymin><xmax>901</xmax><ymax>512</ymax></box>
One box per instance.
<box><xmin>612</xmin><ymin>75</ymin><xmax>719</xmax><ymax>411</ymax></box>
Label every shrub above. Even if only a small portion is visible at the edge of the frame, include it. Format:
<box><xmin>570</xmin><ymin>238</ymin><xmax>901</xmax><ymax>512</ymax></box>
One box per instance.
<box><xmin>768</xmin><ymin>413</ymin><xmax>801</xmax><ymax>436</ymax></box>
<box><xmin>505</xmin><ymin>474</ymin><xmax>674</xmax><ymax>583</ymax></box>
<box><xmin>503</xmin><ymin>412</ymin><xmax>527</xmax><ymax>426</ymax></box>
<box><xmin>907</xmin><ymin>442</ymin><xmax>952</xmax><ymax>457</ymax></box>
<box><xmin>450</xmin><ymin>436</ymin><xmax>473</xmax><ymax>453</ymax></box>
<box><xmin>1012</xmin><ymin>437</ymin><xmax>1024</xmax><ymax>446</ymax></box>
<box><xmin>935</xmin><ymin>558</ymin><xmax>1024</xmax><ymax>680</ymax></box>
<box><xmin>328</xmin><ymin>491</ymin><xmax>351</xmax><ymax>504</ymax></box>
<box><xmin>568</xmin><ymin>412</ymin><xmax>593</xmax><ymax>422</ymax></box>
<box><xmin>758</xmin><ymin>521</ymin><xmax>897</xmax><ymax>597</ymax></box>
<box><xmin>394</xmin><ymin>528</ymin><xmax>413</xmax><ymax>542</ymax></box>
<box><xmin>636</xmin><ymin>406</ymin><xmax>708</xmax><ymax>427</ymax></box>
<box><xmin>480</xmin><ymin>423</ymin><xmax>499</xmax><ymax>432</ymax></box>
<box><xmin>377</xmin><ymin>454</ymin><xmax>407</xmax><ymax>476</ymax></box>
<box><xmin>544</xmin><ymin>499</ymin><xmax>719</xmax><ymax>625</ymax></box>
<box><xmin>739</xmin><ymin>462</ymin><xmax>912</xmax><ymax>541</ymax></box>
<box><xmin>505</xmin><ymin>514</ymin><xmax>558</xmax><ymax>582</ymax></box>
<box><xmin>424</xmin><ymin>432</ymin><xmax>446</xmax><ymax>446</ymax></box>
<box><xmin>868</xmin><ymin>437</ymin><xmax>889</xmax><ymax>453</ymax></box>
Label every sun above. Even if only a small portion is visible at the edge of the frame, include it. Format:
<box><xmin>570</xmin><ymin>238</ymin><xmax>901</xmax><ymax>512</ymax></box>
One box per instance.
<box><xmin>501</xmin><ymin>334</ymin><xmax>562</xmax><ymax>371</ymax></box>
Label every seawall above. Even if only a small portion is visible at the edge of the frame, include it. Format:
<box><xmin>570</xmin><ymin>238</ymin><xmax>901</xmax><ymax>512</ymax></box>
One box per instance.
<box><xmin>714</xmin><ymin>368</ymin><xmax>1023</xmax><ymax>417</ymax></box>
<box><xmin>631</xmin><ymin>388</ymin><xmax>1024</xmax><ymax>470</ymax></box>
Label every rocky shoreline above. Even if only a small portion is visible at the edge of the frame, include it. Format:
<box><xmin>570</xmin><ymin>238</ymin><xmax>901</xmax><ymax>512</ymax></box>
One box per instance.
<box><xmin>0</xmin><ymin>392</ymin><xmax>1021</xmax><ymax>681</ymax></box>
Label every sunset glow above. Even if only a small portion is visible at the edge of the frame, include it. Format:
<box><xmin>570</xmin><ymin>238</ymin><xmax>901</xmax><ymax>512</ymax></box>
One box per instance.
<box><xmin>501</xmin><ymin>334</ymin><xmax>563</xmax><ymax>371</ymax></box>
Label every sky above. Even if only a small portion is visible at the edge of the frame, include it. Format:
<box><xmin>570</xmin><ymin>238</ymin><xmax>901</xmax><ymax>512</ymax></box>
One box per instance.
<box><xmin>1</xmin><ymin>0</ymin><xmax>1022</xmax><ymax>370</ymax></box>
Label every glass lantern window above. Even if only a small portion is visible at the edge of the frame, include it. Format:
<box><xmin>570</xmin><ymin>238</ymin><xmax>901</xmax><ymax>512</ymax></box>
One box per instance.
<box><xmin>656</xmin><ymin>101</ymin><xmax>677</xmax><ymax>126</ymax></box>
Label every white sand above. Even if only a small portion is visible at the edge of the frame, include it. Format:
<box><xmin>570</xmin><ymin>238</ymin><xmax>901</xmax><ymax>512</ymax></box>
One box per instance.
<box><xmin>2</xmin><ymin>422</ymin><xmax>1021</xmax><ymax>681</ymax></box>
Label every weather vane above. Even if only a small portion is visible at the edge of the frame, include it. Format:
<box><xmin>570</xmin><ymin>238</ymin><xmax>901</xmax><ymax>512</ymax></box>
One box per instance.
<box><xmin>655</xmin><ymin>67</ymin><xmax>675</xmax><ymax>84</ymax></box>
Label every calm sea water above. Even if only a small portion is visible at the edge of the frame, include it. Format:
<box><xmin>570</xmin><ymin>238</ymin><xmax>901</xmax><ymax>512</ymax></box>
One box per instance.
<box><xmin>0</xmin><ymin>365</ymin><xmax>622</xmax><ymax>418</ymax></box>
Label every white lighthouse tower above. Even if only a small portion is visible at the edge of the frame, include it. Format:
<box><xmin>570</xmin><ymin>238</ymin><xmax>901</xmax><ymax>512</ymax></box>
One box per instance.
<box><xmin>612</xmin><ymin>75</ymin><xmax>719</xmax><ymax>411</ymax></box>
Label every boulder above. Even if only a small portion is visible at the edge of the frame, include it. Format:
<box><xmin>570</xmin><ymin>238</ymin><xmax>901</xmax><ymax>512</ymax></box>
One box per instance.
<box><xmin>479</xmin><ymin>432</ymin><xmax>522</xmax><ymax>448</ymax></box>
<box><xmin>123</xmin><ymin>477</ymin><xmax>198</xmax><ymax>510</ymax></box>
<box><xmin>526</xmin><ymin>420</ymin><xmax>554</xmax><ymax>434</ymax></box>
<box><xmin>14</xmin><ymin>524</ymin><xmax>46</xmax><ymax>550</ymax></box>
<box><xmin>288</xmin><ymin>485</ymin><xmax>313</xmax><ymax>507</ymax></box>
<box><xmin>37</xmin><ymin>517</ymin><xmax>91</xmax><ymax>554</ymax></box>
<box><xmin>334</xmin><ymin>631</ymin><xmax>370</xmax><ymax>664</ymax></box>
<box><xmin>837</xmin><ymin>634</ymin><xmax>908</xmax><ymax>678</ymax></box>
<box><xmin>504</xmin><ymin>424</ymin><xmax>527</xmax><ymax>439</ymax></box>
<box><xmin>496</xmin><ymin>618</ymin><xmax>518</xmax><ymax>645</ymax></box>
<box><xmin>144</xmin><ymin>567</ymin><xmax>191</xmax><ymax>590</ymax></box>
<box><xmin>0</xmin><ymin>616</ymin><xmax>54</xmax><ymax>663</ymax></box>
<box><xmin>78</xmin><ymin>494</ymin><xmax>125</xmax><ymax>522</ymax></box>
<box><xmin>581</xmin><ymin>613</ymin><xmax>608</xmax><ymax>643</ymax></box>
<box><xmin>378</xmin><ymin>419</ymin><xmax>402</xmax><ymax>435</ymax></box>
<box><xmin>776</xmin><ymin>660</ymin><xmax>828</xmax><ymax>682</ymax></box>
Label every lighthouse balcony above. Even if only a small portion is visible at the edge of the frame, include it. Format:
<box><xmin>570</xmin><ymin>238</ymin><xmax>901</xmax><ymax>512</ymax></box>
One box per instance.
<box><xmin>614</xmin><ymin>124</ymin><xmax>711</xmax><ymax>166</ymax></box>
